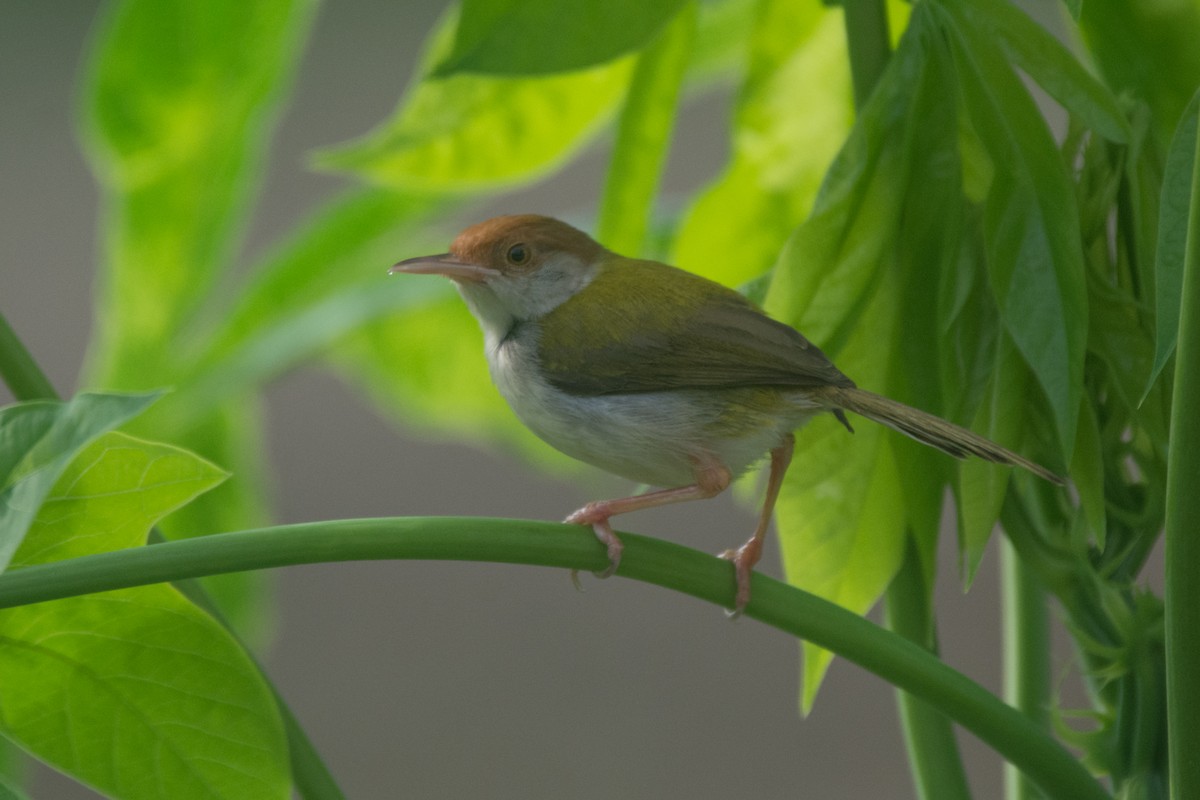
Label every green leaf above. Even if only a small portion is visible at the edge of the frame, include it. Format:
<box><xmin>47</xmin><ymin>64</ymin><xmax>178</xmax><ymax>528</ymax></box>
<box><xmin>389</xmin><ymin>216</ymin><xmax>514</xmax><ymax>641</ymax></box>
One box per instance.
<box><xmin>1145</xmin><ymin>89</ymin><xmax>1200</xmax><ymax>397</ymax></box>
<box><xmin>0</xmin><ymin>772</ymin><xmax>29</xmax><ymax>800</ymax></box>
<box><xmin>1080</xmin><ymin>0</ymin><xmax>1200</xmax><ymax>146</ymax></box>
<box><xmin>435</xmin><ymin>0</ymin><xmax>688</xmax><ymax>76</ymax></box>
<box><xmin>672</xmin><ymin>2</ymin><xmax>852</xmax><ymax>287</ymax></box>
<box><xmin>945</xmin><ymin>0</ymin><xmax>1129</xmax><ymax>143</ymax></box>
<box><xmin>945</xmin><ymin>8</ymin><xmax>1087</xmax><ymax>462</ymax></box>
<box><xmin>1064</xmin><ymin>0</ymin><xmax>1082</xmax><ymax>20</ymax></box>
<box><xmin>315</xmin><ymin>11</ymin><xmax>633</xmax><ymax>192</ymax></box>
<box><xmin>0</xmin><ymin>392</ymin><xmax>158</xmax><ymax>574</ymax></box>
<box><xmin>148</xmin><ymin>189</ymin><xmax>449</xmax><ymax>430</ymax></box>
<box><xmin>151</xmin><ymin>402</ymin><xmax>276</xmax><ymax>642</ymax></box>
<box><xmin>763</xmin><ymin>8</ymin><xmax>941</xmax><ymax>707</ymax></box>
<box><xmin>955</xmin><ymin>333</ymin><xmax>1024</xmax><ymax>583</ymax></box>
<box><xmin>0</xmin><ymin>432</ymin><xmax>290</xmax><ymax>799</ymax></box>
<box><xmin>1072</xmin><ymin>396</ymin><xmax>1106</xmax><ymax>552</ymax></box>
<box><xmin>81</xmin><ymin>0</ymin><xmax>317</xmax><ymax>387</ymax></box>
<box><xmin>596</xmin><ymin>1</ymin><xmax>696</xmax><ymax>256</ymax></box>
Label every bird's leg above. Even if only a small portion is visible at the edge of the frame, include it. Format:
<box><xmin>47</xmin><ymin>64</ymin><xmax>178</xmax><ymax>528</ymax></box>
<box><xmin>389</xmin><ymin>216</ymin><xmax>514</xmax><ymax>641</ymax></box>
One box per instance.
<box><xmin>720</xmin><ymin>433</ymin><xmax>795</xmax><ymax>616</ymax></box>
<box><xmin>565</xmin><ymin>453</ymin><xmax>732</xmax><ymax>580</ymax></box>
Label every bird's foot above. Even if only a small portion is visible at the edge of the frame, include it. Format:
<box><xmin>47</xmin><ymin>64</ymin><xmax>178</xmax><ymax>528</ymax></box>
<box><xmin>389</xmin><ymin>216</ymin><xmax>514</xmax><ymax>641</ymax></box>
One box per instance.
<box><xmin>718</xmin><ymin>539</ymin><xmax>762</xmax><ymax>618</ymax></box>
<box><xmin>565</xmin><ymin>506</ymin><xmax>623</xmax><ymax>583</ymax></box>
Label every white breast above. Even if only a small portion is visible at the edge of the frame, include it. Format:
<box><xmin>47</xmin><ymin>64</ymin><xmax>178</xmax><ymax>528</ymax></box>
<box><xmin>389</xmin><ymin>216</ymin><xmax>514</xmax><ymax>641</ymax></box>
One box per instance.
<box><xmin>487</xmin><ymin>324</ymin><xmax>813</xmax><ymax>488</ymax></box>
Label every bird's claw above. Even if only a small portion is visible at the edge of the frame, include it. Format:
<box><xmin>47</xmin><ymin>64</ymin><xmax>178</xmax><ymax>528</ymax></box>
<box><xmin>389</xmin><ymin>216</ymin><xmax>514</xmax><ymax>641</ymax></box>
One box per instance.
<box><xmin>566</xmin><ymin>512</ymin><xmax>622</xmax><ymax>589</ymax></box>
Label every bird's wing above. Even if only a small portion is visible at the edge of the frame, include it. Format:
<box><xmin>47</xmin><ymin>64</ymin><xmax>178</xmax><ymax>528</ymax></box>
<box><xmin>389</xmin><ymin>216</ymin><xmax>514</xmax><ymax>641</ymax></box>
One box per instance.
<box><xmin>536</xmin><ymin>259</ymin><xmax>854</xmax><ymax>396</ymax></box>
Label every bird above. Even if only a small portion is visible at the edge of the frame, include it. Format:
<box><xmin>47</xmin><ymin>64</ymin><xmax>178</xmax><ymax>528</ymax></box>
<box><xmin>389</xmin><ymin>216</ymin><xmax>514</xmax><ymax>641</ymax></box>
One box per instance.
<box><xmin>391</xmin><ymin>214</ymin><xmax>1063</xmax><ymax>613</ymax></box>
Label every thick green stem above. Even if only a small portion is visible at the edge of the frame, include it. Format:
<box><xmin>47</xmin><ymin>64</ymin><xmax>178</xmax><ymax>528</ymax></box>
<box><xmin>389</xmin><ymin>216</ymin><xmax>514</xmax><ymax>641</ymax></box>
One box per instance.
<box><xmin>1164</xmin><ymin>103</ymin><xmax>1200</xmax><ymax>800</ymax></box>
<box><xmin>0</xmin><ymin>312</ymin><xmax>57</xmax><ymax>401</ymax></box>
<box><xmin>842</xmin><ymin>0</ymin><xmax>891</xmax><ymax>109</ymax></box>
<box><xmin>1001</xmin><ymin>538</ymin><xmax>1050</xmax><ymax>800</ymax></box>
<box><xmin>885</xmin><ymin>538</ymin><xmax>973</xmax><ymax>800</ymax></box>
<box><xmin>0</xmin><ymin>311</ymin><xmax>343</xmax><ymax>800</ymax></box>
<box><xmin>0</xmin><ymin>519</ymin><xmax>1109</xmax><ymax>800</ymax></box>
<box><xmin>596</xmin><ymin>1</ymin><xmax>696</xmax><ymax>255</ymax></box>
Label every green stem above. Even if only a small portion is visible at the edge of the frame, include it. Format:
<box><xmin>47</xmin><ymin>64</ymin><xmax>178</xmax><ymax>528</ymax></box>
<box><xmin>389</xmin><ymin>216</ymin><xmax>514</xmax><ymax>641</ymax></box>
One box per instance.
<box><xmin>595</xmin><ymin>1</ymin><xmax>696</xmax><ymax>255</ymax></box>
<box><xmin>0</xmin><ymin>312</ymin><xmax>57</xmax><ymax>401</ymax></box>
<box><xmin>1001</xmin><ymin>538</ymin><xmax>1050</xmax><ymax>800</ymax></box>
<box><xmin>1164</xmin><ymin>101</ymin><xmax>1200</xmax><ymax>800</ymax></box>
<box><xmin>0</xmin><ymin>311</ymin><xmax>343</xmax><ymax>800</ymax></box>
<box><xmin>842</xmin><ymin>0</ymin><xmax>892</xmax><ymax>109</ymax></box>
<box><xmin>885</xmin><ymin>537</ymin><xmax>973</xmax><ymax>800</ymax></box>
<box><xmin>0</xmin><ymin>518</ymin><xmax>1110</xmax><ymax>800</ymax></box>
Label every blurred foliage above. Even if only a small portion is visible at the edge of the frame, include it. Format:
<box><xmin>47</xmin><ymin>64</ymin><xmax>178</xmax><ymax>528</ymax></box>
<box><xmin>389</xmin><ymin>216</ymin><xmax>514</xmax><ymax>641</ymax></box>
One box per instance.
<box><xmin>0</xmin><ymin>0</ymin><xmax>1197</xmax><ymax>796</ymax></box>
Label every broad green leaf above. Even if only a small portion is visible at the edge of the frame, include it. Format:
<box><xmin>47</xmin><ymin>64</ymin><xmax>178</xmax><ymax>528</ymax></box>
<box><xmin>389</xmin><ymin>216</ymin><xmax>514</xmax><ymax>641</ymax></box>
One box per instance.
<box><xmin>81</xmin><ymin>0</ymin><xmax>317</xmax><ymax>387</ymax></box>
<box><xmin>435</xmin><ymin>0</ymin><xmax>688</xmax><ymax>76</ymax></box>
<box><xmin>315</xmin><ymin>11</ymin><xmax>633</xmax><ymax>192</ymax></box>
<box><xmin>1064</xmin><ymin>0</ymin><xmax>1082</xmax><ymax>20</ymax></box>
<box><xmin>672</xmin><ymin>2</ymin><xmax>852</xmax><ymax>287</ymax></box>
<box><xmin>763</xmin><ymin>8</ymin><xmax>939</xmax><ymax>707</ymax></box>
<box><xmin>1145</xmin><ymin>90</ymin><xmax>1200</xmax><ymax>397</ymax></box>
<box><xmin>1081</xmin><ymin>0</ymin><xmax>1200</xmax><ymax>147</ymax></box>
<box><xmin>0</xmin><ymin>392</ymin><xmax>158</xmax><ymax>573</ymax></box>
<box><xmin>945</xmin><ymin>7</ymin><xmax>1087</xmax><ymax>462</ymax></box>
<box><xmin>0</xmin><ymin>432</ymin><xmax>290</xmax><ymax>799</ymax></box>
<box><xmin>945</xmin><ymin>0</ymin><xmax>1129</xmax><ymax>143</ymax></box>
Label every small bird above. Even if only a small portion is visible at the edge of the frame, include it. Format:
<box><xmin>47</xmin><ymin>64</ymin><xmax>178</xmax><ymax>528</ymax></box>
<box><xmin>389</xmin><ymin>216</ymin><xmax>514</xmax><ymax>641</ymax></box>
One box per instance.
<box><xmin>392</xmin><ymin>215</ymin><xmax>1063</xmax><ymax>613</ymax></box>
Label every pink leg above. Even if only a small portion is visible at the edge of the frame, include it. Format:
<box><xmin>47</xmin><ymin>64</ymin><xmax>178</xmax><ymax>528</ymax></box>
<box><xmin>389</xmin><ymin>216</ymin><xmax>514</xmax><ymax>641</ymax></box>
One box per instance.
<box><xmin>720</xmin><ymin>433</ymin><xmax>795</xmax><ymax>615</ymax></box>
<box><xmin>565</xmin><ymin>454</ymin><xmax>732</xmax><ymax>580</ymax></box>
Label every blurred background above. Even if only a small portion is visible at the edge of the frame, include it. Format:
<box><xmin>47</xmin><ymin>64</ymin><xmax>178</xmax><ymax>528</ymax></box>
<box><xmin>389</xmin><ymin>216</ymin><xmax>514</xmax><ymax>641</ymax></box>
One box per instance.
<box><xmin>0</xmin><ymin>1</ymin><xmax>1142</xmax><ymax>797</ymax></box>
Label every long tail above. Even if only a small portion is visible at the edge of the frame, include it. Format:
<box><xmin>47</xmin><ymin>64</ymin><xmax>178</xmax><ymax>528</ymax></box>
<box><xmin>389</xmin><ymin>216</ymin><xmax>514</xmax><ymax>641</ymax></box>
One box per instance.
<box><xmin>817</xmin><ymin>386</ymin><xmax>1065</xmax><ymax>486</ymax></box>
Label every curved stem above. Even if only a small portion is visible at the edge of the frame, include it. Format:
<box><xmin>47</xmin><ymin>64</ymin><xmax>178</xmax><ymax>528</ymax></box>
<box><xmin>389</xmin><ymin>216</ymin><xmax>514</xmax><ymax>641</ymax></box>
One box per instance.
<box><xmin>886</xmin><ymin>538</ymin><xmax>972</xmax><ymax>800</ymax></box>
<box><xmin>0</xmin><ymin>518</ymin><xmax>1109</xmax><ymax>800</ymax></box>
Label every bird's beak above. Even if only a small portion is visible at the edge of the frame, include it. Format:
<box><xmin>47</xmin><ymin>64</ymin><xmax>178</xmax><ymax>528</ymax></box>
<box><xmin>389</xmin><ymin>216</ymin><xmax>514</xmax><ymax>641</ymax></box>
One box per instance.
<box><xmin>389</xmin><ymin>253</ymin><xmax>500</xmax><ymax>283</ymax></box>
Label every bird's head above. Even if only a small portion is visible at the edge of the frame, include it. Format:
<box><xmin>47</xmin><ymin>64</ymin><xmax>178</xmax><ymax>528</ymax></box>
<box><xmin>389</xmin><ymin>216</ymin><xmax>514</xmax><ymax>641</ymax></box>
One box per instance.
<box><xmin>391</xmin><ymin>215</ymin><xmax>608</xmax><ymax>341</ymax></box>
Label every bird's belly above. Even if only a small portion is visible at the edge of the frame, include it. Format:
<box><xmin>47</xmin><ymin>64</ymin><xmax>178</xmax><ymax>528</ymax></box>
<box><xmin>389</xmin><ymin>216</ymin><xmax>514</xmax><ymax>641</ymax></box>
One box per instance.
<box><xmin>491</xmin><ymin>346</ymin><xmax>816</xmax><ymax>487</ymax></box>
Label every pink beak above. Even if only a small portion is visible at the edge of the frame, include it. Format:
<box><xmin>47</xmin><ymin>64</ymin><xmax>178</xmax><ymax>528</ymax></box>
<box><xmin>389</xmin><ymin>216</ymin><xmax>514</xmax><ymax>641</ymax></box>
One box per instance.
<box><xmin>389</xmin><ymin>253</ymin><xmax>499</xmax><ymax>283</ymax></box>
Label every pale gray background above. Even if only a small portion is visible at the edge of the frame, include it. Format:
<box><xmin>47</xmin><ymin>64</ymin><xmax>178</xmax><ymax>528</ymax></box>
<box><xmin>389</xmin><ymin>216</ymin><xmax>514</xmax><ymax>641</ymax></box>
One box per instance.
<box><xmin>0</xmin><ymin>2</ymin><xmax>1130</xmax><ymax>798</ymax></box>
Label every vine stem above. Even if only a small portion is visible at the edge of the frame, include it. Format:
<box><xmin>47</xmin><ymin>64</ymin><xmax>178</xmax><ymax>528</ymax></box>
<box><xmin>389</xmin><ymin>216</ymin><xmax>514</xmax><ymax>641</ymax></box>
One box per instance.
<box><xmin>0</xmin><ymin>518</ymin><xmax>1110</xmax><ymax>800</ymax></box>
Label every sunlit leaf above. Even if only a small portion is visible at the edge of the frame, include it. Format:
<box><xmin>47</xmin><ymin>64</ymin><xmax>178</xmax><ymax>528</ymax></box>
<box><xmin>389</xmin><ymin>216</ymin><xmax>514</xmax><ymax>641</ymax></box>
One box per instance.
<box><xmin>0</xmin><ymin>392</ymin><xmax>158</xmax><ymax>573</ymax></box>
<box><xmin>435</xmin><ymin>0</ymin><xmax>688</xmax><ymax>76</ymax></box>
<box><xmin>81</xmin><ymin>0</ymin><xmax>317</xmax><ymax>387</ymax></box>
<box><xmin>763</xmin><ymin>8</ymin><xmax>938</xmax><ymax>707</ymax></box>
<box><xmin>316</xmin><ymin>11</ymin><xmax>633</xmax><ymax>192</ymax></box>
<box><xmin>673</xmin><ymin>2</ymin><xmax>852</xmax><ymax>287</ymax></box>
<box><xmin>150</xmin><ymin>189</ymin><xmax>449</xmax><ymax>430</ymax></box>
<box><xmin>0</xmin><ymin>433</ymin><xmax>290</xmax><ymax>799</ymax></box>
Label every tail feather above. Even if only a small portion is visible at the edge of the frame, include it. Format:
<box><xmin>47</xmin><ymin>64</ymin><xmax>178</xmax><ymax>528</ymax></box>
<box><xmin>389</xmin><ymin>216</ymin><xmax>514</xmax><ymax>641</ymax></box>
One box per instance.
<box><xmin>819</xmin><ymin>386</ymin><xmax>1065</xmax><ymax>486</ymax></box>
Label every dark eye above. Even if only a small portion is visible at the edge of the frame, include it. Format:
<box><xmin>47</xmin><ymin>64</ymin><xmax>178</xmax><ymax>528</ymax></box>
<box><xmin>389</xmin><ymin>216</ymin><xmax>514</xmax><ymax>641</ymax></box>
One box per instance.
<box><xmin>507</xmin><ymin>244</ymin><xmax>529</xmax><ymax>265</ymax></box>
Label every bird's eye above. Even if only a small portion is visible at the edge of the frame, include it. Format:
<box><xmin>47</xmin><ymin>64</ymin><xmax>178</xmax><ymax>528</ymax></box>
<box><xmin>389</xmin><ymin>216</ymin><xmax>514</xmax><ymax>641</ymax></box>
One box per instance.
<box><xmin>507</xmin><ymin>244</ymin><xmax>529</xmax><ymax>265</ymax></box>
